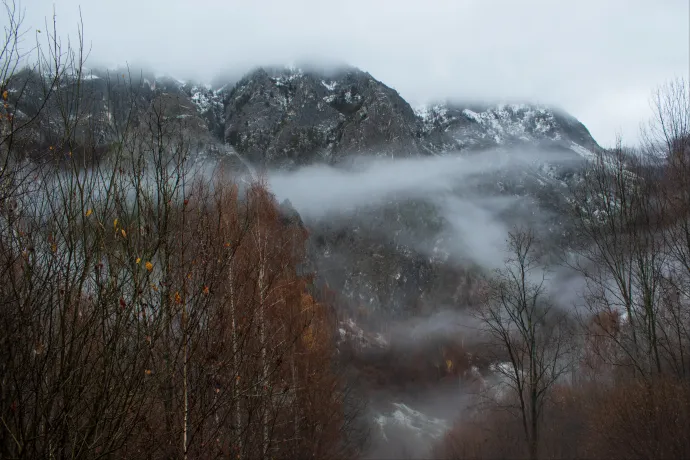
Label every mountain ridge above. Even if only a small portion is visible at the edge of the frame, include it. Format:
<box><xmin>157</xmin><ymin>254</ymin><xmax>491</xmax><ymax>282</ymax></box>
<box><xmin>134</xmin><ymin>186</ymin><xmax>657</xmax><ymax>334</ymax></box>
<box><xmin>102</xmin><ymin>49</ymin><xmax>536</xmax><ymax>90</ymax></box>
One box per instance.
<box><xmin>5</xmin><ymin>64</ymin><xmax>602</xmax><ymax>169</ymax></box>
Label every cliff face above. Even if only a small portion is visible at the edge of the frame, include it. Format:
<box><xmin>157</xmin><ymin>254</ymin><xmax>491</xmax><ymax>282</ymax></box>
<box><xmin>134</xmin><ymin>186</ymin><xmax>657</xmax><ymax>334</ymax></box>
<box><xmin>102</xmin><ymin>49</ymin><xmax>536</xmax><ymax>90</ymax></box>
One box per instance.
<box><xmin>220</xmin><ymin>66</ymin><xmax>429</xmax><ymax>167</ymax></box>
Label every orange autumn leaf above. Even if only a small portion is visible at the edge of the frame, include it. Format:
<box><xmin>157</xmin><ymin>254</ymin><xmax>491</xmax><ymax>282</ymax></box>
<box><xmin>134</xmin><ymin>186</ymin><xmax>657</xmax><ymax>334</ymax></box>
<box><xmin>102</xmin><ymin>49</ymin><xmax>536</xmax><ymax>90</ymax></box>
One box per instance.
<box><xmin>145</xmin><ymin>261</ymin><xmax>153</xmax><ymax>271</ymax></box>
<box><xmin>174</xmin><ymin>292</ymin><xmax>182</xmax><ymax>304</ymax></box>
<box><xmin>121</xmin><ymin>229</ymin><xmax>126</xmax><ymax>238</ymax></box>
<box><xmin>135</xmin><ymin>257</ymin><xmax>141</xmax><ymax>264</ymax></box>
<box><xmin>202</xmin><ymin>286</ymin><xmax>210</xmax><ymax>295</ymax></box>
<box><xmin>144</xmin><ymin>369</ymin><xmax>152</xmax><ymax>375</ymax></box>
<box><xmin>2</xmin><ymin>90</ymin><xmax>7</xmax><ymax>100</ymax></box>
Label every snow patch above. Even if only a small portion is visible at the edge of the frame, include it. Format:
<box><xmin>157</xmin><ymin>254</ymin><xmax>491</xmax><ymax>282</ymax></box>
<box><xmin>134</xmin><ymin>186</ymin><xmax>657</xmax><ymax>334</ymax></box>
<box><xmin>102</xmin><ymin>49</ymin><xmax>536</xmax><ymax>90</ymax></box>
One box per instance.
<box><xmin>457</xmin><ymin>104</ymin><xmax>560</xmax><ymax>143</ymax></box>
<box><xmin>375</xmin><ymin>403</ymin><xmax>449</xmax><ymax>441</ymax></box>
<box><xmin>321</xmin><ymin>80</ymin><xmax>338</xmax><ymax>91</ymax></box>
<box><xmin>569</xmin><ymin>142</ymin><xmax>595</xmax><ymax>160</ymax></box>
<box><xmin>343</xmin><ymin>90</ymin><xmax>362</xmax><ymax>104</ymax></box>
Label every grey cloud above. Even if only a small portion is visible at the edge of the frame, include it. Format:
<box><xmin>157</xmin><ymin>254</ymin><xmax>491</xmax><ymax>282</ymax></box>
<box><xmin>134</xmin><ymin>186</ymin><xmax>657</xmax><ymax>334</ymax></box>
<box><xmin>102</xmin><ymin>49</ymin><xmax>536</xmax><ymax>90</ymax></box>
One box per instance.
<box><xmin>267</xmin><ymin>149</ymin><xmax>560</xmax><ymax>220</ymax></box>
<box><xmin>267</xmin><ymin>149</ymin><xmax>573</xmax><ymax>270</ymax></box>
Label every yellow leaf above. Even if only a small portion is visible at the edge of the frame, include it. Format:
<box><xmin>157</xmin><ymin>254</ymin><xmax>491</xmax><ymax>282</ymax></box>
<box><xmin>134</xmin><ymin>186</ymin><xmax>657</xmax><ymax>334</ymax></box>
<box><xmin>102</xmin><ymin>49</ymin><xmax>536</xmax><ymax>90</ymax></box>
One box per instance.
<box><xmin>85</xmin><ymin>209</ymin><xmax>93</xmax><ymax>217</ymax></box>
<box><xmin>113</xmin><ymin>218</ymin><xmax>118</xmax><ymax>229</ymax></box>
<box><xmin>301</xmin><ymin>293</ymin><xmax>314</xmax><ymax>309</ymax></box>
<box><xmin>446</xmin><ymin>359</ymin><xmax>453</xmax><ymax>372</ymax></box>
<box><xmin>302</xmin><ymin>326</ymin><xmax>315</xmax><ymax>350</ymax></box>
<box><xmin>145</xmin><ymin>261</ymin><xmax>153</xmax><ymax>271</ymax></box>
<box><xmin>2</xmin><ymin>90</ymin><xmax>7</xmax><ymax>100</ymax></box>
<box><xmin>135</xmin><ymin>257</ymin><xmax>141</xmax><ymax>264</ymax></box>
<box><xmin>174</xmin><ymin>291</ymin><xmax>182</xmax><ymax>304</ymax></box>
<box><xmin>49</xmin><ymin>146</ymin><xmax>53</xmax><ymax>150</ymax></box>
<box><xmin>121</xmin><ymin>229</ymin><xmax>126</xmax><ymax>238</ymax></box>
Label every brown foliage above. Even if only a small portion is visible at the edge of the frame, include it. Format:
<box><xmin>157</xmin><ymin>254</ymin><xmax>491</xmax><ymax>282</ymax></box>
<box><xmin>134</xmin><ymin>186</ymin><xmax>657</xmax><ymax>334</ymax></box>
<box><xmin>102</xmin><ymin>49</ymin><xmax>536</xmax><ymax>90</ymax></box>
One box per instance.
<box><xmin>0</xmin><ymin>14</ymin><xmax>357</xmax><ymax>454</ymax></box>
<box><xmin>436</xmin><ymin>376</ymin><xmax>690</xmax><ymax>460</ymax></box>
<box><xmin>585</xmin><ymin>378</ymin><xmax>690</xmax><ymax>460</ymax></box>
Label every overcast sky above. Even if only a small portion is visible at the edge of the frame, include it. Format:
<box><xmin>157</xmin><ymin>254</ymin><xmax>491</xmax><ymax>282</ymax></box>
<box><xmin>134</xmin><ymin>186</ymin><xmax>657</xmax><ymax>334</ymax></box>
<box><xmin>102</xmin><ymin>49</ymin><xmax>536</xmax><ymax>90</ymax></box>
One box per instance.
<box><xmin>10</xmin><ymin>0</ymin><xmax>690</xmax><ymax>147</ymax></box>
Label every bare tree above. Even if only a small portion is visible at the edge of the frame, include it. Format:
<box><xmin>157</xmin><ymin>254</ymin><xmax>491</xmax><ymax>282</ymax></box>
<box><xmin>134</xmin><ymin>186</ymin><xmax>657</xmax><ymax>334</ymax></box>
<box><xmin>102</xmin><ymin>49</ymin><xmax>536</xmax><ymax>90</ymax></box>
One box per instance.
<box><xmin>477</xmin><ymin>228</ymin><xmax>573</xmax><ymax>460</ymax></box>
<box><xmin>647</xmin><ymin>78</ymin><xmax>690</xmax><ymax>378</ymax></box>
<box><xmin>570</xmin><ymin>80</ymin><xmax>690</xmax><ymax>380</ymax></box>
<box><xmin>568</xmin><ymin>138</ymin><xmax>674</xmax><ymax>379</ymax></box>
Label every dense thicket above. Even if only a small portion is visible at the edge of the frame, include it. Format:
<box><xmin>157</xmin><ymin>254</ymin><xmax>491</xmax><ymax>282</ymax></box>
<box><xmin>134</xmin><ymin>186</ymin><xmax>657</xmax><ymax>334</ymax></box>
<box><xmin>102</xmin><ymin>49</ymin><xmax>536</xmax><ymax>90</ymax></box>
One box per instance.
<box><xmin>0</xmin><ymin>8</ymin><xmax>358</xmax><ymax>458</ymax></box>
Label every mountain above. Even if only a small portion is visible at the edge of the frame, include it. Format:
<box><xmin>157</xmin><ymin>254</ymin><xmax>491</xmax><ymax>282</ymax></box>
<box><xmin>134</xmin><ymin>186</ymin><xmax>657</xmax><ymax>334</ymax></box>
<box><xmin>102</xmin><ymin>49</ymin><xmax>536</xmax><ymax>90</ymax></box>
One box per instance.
<box><xmin>4</xmin><ymin>64</ymin><xmax>601</xmax><ymax>457</ymax></box>
<box><xmin>4</xmin><ymin>61</ymin><xmax>601</xmax><ymax>348</ymax></box>
<box><xmin>212</xmin><ymin>66</ymin><xmax>600</xmax><ymax>166</ymax></box>
<box><xmin>6</xmin><ymin>64</ymin><xmax>599</xmax><ymax>163</ymax></box>
<box><xmin>5</xmin><ymin>61</ymin><xmax>601</xmax><ymax>339</ymax></box>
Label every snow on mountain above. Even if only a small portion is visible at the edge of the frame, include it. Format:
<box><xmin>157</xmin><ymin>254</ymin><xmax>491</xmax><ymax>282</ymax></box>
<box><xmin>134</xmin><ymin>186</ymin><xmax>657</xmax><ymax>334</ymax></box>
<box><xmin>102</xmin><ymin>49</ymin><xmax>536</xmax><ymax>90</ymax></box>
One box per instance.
<box><xmin>368</xmin><ymin>402</ymin><xmax>452</xmax><ymax>458</ymax></box>
<box><xmin>375</xmin><ymin>403</ymin><xmax>449</xmax><ymax>441</ymax></box>
<box><xmin>321</xmin><ymin>80</ymin><xmax>338</xmax><ymax>91</ymax></box>
<box><xmin>416</xmin><ymin>101</ymin><xmax>600</xmax><ymax>154</ymax></box>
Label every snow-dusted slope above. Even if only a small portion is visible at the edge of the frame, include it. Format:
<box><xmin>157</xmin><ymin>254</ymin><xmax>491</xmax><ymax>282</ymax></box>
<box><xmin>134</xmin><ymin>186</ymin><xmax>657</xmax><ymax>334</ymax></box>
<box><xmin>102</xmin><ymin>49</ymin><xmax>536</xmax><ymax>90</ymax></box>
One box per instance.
<box><xmin>416</xmin><ymin>102</ymin><xmax>600</xmax><ymax>157</ymax></box>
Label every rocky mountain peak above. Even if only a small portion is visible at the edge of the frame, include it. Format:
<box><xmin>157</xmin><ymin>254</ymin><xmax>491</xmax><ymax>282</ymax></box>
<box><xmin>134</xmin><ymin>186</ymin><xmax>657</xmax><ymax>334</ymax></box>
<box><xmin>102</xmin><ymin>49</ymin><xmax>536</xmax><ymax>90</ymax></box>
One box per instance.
<box><xmin>219</xmin><ymin>65</ymin><xmax>428</xmax><ymax>167</ymax></box>
<box><xmin>213</xmin><ymin>65</ymin><xmax>601</xmax><ymax>167</ymax></box>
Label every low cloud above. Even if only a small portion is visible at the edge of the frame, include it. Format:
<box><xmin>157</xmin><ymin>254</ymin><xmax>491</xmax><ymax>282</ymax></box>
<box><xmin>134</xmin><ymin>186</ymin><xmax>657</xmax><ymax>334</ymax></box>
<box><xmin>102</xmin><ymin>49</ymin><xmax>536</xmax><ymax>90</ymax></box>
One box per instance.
<box><xmin>268</xmin><ymin>148</ymin><xmax>577</xmax><ymax>269</ymax></box>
